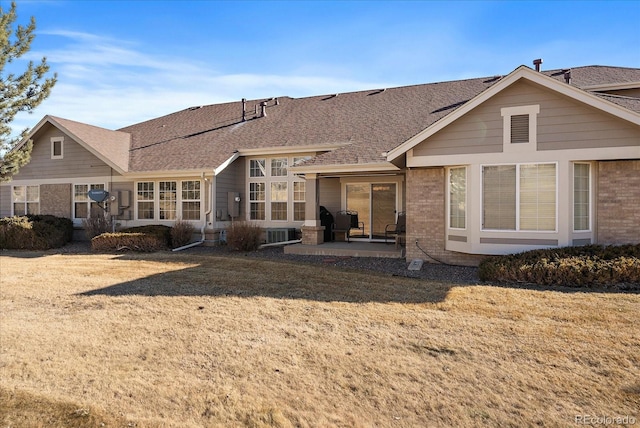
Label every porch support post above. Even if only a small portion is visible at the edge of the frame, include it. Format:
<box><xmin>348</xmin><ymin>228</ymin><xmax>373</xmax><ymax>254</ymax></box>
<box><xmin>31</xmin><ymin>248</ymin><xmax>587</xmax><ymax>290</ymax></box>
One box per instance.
<box><xmin>301</xmin><ymin>173</ymin><xmax>324</xmax><ymax>245</ymax></box>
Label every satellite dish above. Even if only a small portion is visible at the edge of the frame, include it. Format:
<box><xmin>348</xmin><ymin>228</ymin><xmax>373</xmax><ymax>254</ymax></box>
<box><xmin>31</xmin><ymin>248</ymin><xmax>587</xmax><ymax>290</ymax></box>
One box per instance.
<box><xmin>88</xmin><ymin>189</ymin><xmax>109</xmax><ymax>203</ymax></box>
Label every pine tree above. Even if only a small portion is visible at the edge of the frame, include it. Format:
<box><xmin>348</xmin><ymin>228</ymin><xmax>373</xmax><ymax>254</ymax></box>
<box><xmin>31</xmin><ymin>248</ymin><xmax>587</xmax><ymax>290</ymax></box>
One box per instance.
<box><xmin>0</xmin><ymin>1</ymin><xmax>56</xmax><ymax>182</ymax></box>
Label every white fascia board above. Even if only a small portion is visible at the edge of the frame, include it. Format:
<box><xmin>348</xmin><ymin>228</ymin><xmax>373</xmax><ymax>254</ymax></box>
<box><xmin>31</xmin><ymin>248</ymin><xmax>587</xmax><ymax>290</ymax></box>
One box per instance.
<box><xmin>407</xmin><ymin>145</ymin><xmax>640</xmax><ymax>168</ymax></box>
<box><xmin>582</xmin><ymin>81</ymin><xmax>640</xmax><ymax>91</ymax></box>
<box><xmin>13</xmin><ymin>115</ymin><xmax>130</xmax><ymax>175</ymax></box>
<box><xmin>125</xmin><ymin>170</ymin><xmax>215</xmax><ymax>180</ymax></box>
<box><xmin>290</xmin><ymin>162</ymin><xmax>400</xmax><ymax>175</ymax></box>
<box><xmin>11</xmin><ymin>115</ymin><xmax>53</xmax><ymax>151</ymax></box>
<box><xmin>386</xmin><ymin>66</ymin><xmax>640</xmax><ymax>162</ymax></box>
<box><xmin>214</xmin><ymin>152</ymin><xmax>240</xmax><ymax>175</ymax></box>
<box><xmin>47</xmin><ymin>117</ymin><xmax>130</xmax><ymax>175</ymax></box>
<box><xmin>236</xmin><ymin>143</ymin><xmax>349</xmax><ymax>157</ymax></box>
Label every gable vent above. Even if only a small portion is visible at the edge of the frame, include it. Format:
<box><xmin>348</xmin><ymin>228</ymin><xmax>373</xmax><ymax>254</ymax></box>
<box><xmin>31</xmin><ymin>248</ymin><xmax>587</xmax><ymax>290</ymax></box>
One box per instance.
<box><xmin>510</xmin><ymin>114</ymin><xmax>529</xmax><ymax>143</ymax></box>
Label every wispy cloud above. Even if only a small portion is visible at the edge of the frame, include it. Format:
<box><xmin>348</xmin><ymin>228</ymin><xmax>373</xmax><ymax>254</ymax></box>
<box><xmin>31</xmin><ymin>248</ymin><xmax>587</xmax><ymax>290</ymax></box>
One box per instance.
<box><xmin>13</xmin><ymin>30</ymin><xmax>390</xmax><ymax>133</ymax></box>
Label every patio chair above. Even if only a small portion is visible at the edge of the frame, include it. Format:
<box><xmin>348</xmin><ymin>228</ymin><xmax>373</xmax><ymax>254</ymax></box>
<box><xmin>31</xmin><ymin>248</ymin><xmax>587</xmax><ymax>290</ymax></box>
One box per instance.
<box><xmin>332</xmin><ymin>210</ymin><xmax>364</xmax><ymax>242</ymax></box>
<box><xmin>385</xmin><ymin>211</ymin><xmax>406</xmax><ymax>247</ymax></box>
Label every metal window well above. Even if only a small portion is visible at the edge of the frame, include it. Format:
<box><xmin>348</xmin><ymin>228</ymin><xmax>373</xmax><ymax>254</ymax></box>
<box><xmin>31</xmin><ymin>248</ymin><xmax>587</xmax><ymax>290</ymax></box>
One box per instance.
<box><xmin>266</xmin><ymin>228</ymin><xmax>297</xmax><ymax>244</ymax></box>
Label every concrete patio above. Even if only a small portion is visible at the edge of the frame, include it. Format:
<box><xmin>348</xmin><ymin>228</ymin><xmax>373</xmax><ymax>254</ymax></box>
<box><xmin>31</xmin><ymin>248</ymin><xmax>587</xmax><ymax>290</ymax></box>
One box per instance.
<box><xmin>284</xmin><ymin>241</ymin><xmax>405</xmax><ymax>258</ymax></box>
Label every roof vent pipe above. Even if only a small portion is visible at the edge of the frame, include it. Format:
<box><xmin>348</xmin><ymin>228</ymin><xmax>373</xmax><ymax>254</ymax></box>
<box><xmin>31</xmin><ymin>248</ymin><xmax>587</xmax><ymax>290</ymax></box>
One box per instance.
<box><xmin>242</xmin><ymin>98</ymin><xmax>246</xmax><ymax>122</ymax></box>
<box><xmin>275</xmin><ymin>97</ymin><xmax>279</xmax><ymax>106</ymax></box>
<box><xmin>260</xmin><ymin>101</ymin><xmax>267</xmax><ymax>117</ymax></box>
<box><xmin>533</xmin><ymin>58</ymin><xmax>543</xmax><ymax>72</ymax></box>
<box><xmin>564</xmin><ymin>69</ymin><xmax>572</xmax><ymax>84</ymax></box>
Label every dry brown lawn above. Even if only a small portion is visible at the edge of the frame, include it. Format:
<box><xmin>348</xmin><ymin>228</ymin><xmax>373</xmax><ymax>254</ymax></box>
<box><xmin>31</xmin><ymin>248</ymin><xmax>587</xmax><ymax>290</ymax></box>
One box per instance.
<box><xmin>0</xmin><ymin>250</ymin><xmax>638</xmax><ymax>427</ymax></box>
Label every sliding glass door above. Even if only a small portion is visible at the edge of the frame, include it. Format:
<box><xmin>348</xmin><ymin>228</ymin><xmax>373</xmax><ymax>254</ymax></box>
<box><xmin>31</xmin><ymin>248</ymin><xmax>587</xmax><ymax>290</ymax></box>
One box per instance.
<box><xmin>346</xmin><ymin>182</ymin><xmax>397</xmax><ymax>240</ymax></box>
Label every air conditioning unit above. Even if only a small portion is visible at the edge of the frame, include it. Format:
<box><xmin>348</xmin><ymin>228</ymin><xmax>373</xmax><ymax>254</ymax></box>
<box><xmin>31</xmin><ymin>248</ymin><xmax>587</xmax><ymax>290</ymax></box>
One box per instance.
<box><xmin>266</xmin><ymin>228</ymin><xmax>296</xmax><ymax>244</ymax></box>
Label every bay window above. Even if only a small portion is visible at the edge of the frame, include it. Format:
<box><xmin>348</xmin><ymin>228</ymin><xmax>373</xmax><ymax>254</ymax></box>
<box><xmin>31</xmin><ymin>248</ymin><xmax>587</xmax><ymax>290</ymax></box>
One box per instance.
<box><xmin>448</xmin><ymin>167</ymin><xmax>466</xmax><ymax>229</ymax></box>
<box><xmin>482</xmin><ymin>163</ymin><xmax>556</xmax><ymax>231</ymax></box>
<box><xmin>573</xmin><ymin>163</ymin><xmax>591</xmax><ymax>231</ymax></box>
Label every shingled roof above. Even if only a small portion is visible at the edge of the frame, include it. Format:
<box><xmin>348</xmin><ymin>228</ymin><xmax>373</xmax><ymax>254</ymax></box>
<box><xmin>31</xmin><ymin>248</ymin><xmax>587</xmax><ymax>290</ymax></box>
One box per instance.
<box><xmin>114</xmin><ymin>64</ymin><xmax>639</xmax><ymax>173</ymax></box>
<box><xmin>9</xmin><ymin>64</ymin><xmax>624</xmax><ymax>176</ymax></box>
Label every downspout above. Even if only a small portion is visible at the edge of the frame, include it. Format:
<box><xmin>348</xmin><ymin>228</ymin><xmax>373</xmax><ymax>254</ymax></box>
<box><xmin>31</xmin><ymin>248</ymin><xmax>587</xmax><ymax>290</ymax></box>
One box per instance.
<box><xmin>172</xmin><ymin>172</ymin><xmax>213</xmax><ymax>251</ymax></box>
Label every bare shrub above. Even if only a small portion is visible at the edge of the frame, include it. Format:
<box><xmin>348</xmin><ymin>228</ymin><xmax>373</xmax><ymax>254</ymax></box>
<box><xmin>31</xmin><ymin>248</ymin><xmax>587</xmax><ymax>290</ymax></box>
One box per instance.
<box><xmin>0</xmin><ymin>215</ymin><xmax>72</xmax><ymax>250</ymax></box>
<box><xmin>82</xmin><ymin>214</ymin><xmax>112</xmax><ymax>239</ymax></box>
<box><xmin>171</xmin><ymin>219</ymin><xmax>195</xmax><ymax>248</ymax></box>
<box><xmin>120</xmin><ymin>225</ymin><xmax>172</xmax><ymax>247</ymax></box>
<box><xmin>225</xmin><ymin>221</ymin><xmax>263</xmax><ymax>251</ymax></box>
<box><xmin>91</xmin><ymin>232</ymin><xmax>167</xmax><ymax>252</ymax></box>
<box><xmin>478</xmin><ymin>244</ymin><xmax>640</xmax><ymax>288</ymax></box>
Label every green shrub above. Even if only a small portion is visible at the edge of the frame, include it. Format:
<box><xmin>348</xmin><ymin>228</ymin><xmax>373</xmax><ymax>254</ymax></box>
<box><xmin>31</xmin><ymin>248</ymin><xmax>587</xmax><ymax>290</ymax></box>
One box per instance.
<box><xmin>91</xmin><ymin>232</ymin><xmax>168</xmax><ymax>252</ymax></box>
<box><xmin>171</xmin><ymin>219</ymin><xmax>195</xmax><ymax>248</ymax></box>
<box><xmin>478</xmin><ymin>244</ymin><xmax>640</xmax><ymax>288</ymax></box>
<box><xmin>120</xmin><ymin>225</ymin><xmax>172</xmax><ymax>247</ymax></box>
<box><xmin>0</xmin><ymin>215</ymin><xmax>73</xmax><ymax>250</ymax></box>
<box><xmin>225</xmin><ymin>222</ymin><xmax>263</xmax><ymax>252</ymax></box>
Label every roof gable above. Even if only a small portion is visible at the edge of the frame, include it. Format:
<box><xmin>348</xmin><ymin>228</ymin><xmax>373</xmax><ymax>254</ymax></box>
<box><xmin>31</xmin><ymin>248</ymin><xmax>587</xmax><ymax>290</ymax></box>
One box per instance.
<box><xmin>18</xmin><ymin>115</ymin><xmax>131</xmax><ymax>174</ymax></box>
<box><xmin>386</xmin><ymin>66</ymin><xmax>640</xmax><ymax>162</ymax></box>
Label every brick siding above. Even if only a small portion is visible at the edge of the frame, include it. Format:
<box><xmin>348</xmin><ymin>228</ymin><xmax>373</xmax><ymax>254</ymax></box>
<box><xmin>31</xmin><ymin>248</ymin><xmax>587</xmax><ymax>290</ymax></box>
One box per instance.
<box><xmin>40</xmin><ymin>184</ymin><xmax>72</xmax><ymax>218</ymax></box>
<box><xmin>597</xmin><ymin>160</ymin><xmax>640</xmax><ymax>245</ymax></box>
<box><xmin>405</xmin><ymin>168</ymin><xmax>484</xmax><ymax>266</ymax></box>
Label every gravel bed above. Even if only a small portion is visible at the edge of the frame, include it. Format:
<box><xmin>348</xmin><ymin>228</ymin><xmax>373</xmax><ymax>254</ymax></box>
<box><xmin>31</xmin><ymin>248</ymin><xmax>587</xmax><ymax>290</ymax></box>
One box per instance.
<box><xmin>52</xmin><ymin>241</ymin><xmax>480</xmax><ymax>284</ymax></box>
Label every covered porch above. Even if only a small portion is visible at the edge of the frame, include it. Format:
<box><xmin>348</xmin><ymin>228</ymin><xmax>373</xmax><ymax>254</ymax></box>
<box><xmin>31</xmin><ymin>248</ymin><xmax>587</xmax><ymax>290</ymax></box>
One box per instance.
<box><xmin>284</xmin><ymin>241</ymin><xmax>404</xmax><ymax>258</ymax></box>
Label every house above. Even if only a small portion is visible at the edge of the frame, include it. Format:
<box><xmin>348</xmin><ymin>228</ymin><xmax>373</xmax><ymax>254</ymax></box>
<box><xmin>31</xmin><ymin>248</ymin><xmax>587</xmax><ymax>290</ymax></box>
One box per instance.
<box><xmin>1</xmin><ymin>63</ymin><xmax>639</xmax><ymax>265</ymax></box>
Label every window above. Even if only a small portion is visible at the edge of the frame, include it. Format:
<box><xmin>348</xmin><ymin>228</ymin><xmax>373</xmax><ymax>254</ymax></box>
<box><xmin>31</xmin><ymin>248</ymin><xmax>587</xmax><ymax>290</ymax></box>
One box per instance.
<box><xmin>74</xmin><ymin>184</ymin><xmax>105</xmax><ymax>219</ymax></box>
<box><xmin>501</xmin><ymin>105</ymin><xmax>540</xmax><ymax>150</ymax></box>
<box><xmin>159</xmin><ymin>181</ymin><xmax>177</xmax><ymax>220</ymax></box>
<box><xmin>483</xmin><ymin>165</ymin><xmax>516</xmax><ymax>230</ymax></box>
<box><xmin>51</xmin><ymin>137</ymin><xmax>64</xmax><ymax>159</ymax></box>
<box><xmin>448</xmin><ymin>167</ymin><xmax>466</xmax><ymax>229</ymax></box>
<box><xmin>519</xmin><ymin>164</ymin><xmax>556</xmax><ymax>231</ymax></box>
<box><xmin>293</xmin><ymin>156</ymin><xmax>312</xmax><ymax>166</ymax></box>
<box><xmin>271</xmin><ymin>158</ymin><xmax>288</xmax><ymax>177</ymax></box>
<box><xmin>271</xmin><ymin>182</ymin><xmax>287</xmax><ymax>221</ymax></box>
<box><xmin>136</xmin><ymin>180</ymin><xmax>202</xmax><ymax>221</ymax></box>
<box><xmin>250</xmin><ymin>159</ymin><xmax>266</xmax><ymax>177</ymax></box>
<box><xmin>293</xmin><ymin>181</ymin><xmax>306</xmax><ymax>221</ymax></box>
<box><xmin>247</xmin><ymin>156</ymin><xmax>309</xmax><ymax>222</ymax></box>
<box><xmin>249</xmin><ymin>182</ymin><xmax>265</xmax><ymax>220</ymax></box>
<box><xmin>12</xmin><ymin>185</ymin><xmax>39</xmax><ymax>215</ymax></box>
<box><xmin>574</xmin><ymin>163</ymin><xmax>590</xmax><ymax>231</ymax></box>
<box><xmin>181</xmin><ymin>181</ymin><xmax>201</xmax><ymax>221</ymax></box>
<box><xmin>137</xmin><ymin>182</ymin><xmax>155</xmax><ymax>219</ymax></box>
<box><xmin>482</xmin><ymin>163</ymin><xmax>556</xmax><ymax>231</ymax></box>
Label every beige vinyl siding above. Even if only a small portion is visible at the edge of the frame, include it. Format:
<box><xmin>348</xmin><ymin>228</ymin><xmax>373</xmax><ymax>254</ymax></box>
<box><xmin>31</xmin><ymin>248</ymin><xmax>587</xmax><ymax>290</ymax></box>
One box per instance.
<box><xmin>319</xmin><ymin>178</ymin><xmax>341</xmax><ymax>215</ymax></box>
<box><xmin>412</xmin><ymin>80</ymin><xmax>639</xmax><ymax>157</ymax></box>
<box><xmin>12</xmin><ymin>124</ymin><xmax>117</xmax><ymax>180</ymax></box>
<box><xmin>499</xmin><ymin>81</ymin><xmax>639</xmax><ymax>150</ymax></box>
<box><xmin>412</xmin><ymin>108</ymin><xmax>503</xmax><ymax>156</ymax></box>
<box><xmin>0</xmin><ymin>185</ymin><xmax>11</xmax><ymax>217</ymax></box>
<box><xmin>216</xmin><ymin>158</ymin><xmax>245</xmax><ymax>221</ymax></box>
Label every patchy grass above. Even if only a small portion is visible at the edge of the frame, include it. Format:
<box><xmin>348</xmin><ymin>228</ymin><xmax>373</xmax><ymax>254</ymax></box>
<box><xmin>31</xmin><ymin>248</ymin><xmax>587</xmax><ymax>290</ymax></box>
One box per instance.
<box><xmin>0</xmin><ymin>251</ymin><xmax>638</xmax><ymax>427</ymax></box>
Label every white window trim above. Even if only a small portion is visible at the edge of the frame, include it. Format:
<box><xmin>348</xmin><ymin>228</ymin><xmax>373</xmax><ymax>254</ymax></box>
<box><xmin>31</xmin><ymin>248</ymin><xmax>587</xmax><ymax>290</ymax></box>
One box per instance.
<box><xmin>447</xmin><ymin>166</ymin><xmax>467</xmax><ymax>231</ymax></box>
<box><xmin>481</xmin><ymin>162</ymin><xmax>558</xmax><ymax>233</ymax></box>
<box><xmin>572</xmin><ymin>162</ymin><xmax>592</xmax><ymax>232</ymax></box>
<box><xmin>73</xmin><ymin>183</ymin><xmax>106</xmax><ymax>219</ymax></box>
<box><xmin>135</xmin><ymin>180</ymin><xmax>203</xmax><ymax>221</ymax></box>
<box><xmin>501</xmin><ymin>105</ymin><xmax>540</xmax><ymax>153</ymax></box>
<box><xmin>51</xmin><ymin>137</ymin><xmax>64</xmax><ymax>159</ymax></box>
<box><xmin>11</xmin><ymin>185</ymin><xmax>40</xmax><ymax>216</ymax></box>
<box><xmin>247</xmin><ymin>156</ymin><xmax>307</xmax><ymax>223</ymax></box>
<box><xmin>180</xmin><ymin>180</ymin><xmax>202</xmax><ymax>221</ymax></box>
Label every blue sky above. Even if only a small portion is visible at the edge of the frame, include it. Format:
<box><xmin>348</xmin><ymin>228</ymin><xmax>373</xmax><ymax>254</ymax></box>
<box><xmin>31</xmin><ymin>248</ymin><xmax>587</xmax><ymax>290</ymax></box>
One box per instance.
<box><xmin>7</xmin><ymin>0</ymin><xmax>640</xmax><ymax>134</ymax></box>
